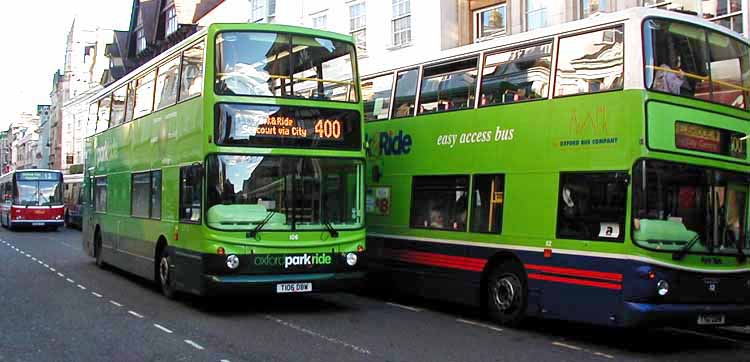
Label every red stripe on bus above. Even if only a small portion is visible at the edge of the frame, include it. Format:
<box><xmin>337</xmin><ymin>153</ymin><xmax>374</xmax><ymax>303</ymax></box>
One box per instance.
<box><xmin>383</xmin><ymin>249</ymin><xmax>486</xmax><ymax>272</ymax></box>
<box><xmin>524</xmin><ymin>264</ymin><xmax>623</xmax><ymax>282</ymax></box>
<box><xmin>527</xmin><ymin>273</ymin><xmax>622</xmax><ymax>290</ymax></box>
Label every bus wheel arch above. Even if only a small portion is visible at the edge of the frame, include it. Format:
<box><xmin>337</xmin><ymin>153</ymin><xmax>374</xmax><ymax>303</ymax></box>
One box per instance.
<box><xmin>481</xmin><ymin>252</ymin><xmax>527</xmax><ymax>327</ymax></box>
<box><xmin>155</xmin><ymin>236</ymin><xmax>177</xmax><ymax>299</ymax></box>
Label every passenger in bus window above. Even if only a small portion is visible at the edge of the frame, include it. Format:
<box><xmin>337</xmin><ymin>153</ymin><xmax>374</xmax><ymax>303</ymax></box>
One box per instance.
<box><xmin>654</xmin><ymin>56</ymin><xmax>685</xmax><ymax>95</ymax></box>
<box><xmin>429</xmin><ymin>208</ymin><xmax>446</xmax><ymax>229</ymax></box>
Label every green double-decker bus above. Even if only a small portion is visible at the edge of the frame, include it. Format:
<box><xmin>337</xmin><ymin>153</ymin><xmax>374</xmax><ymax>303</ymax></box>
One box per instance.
<box><xmin>82</xmin><ymin>23</ymin><xmax>365</xmax><ymax>297</ymax></box>
<box><xmin>363</xmin><ymin>8</ymin><xmax>750</xmax><ymax>327</ymax></box>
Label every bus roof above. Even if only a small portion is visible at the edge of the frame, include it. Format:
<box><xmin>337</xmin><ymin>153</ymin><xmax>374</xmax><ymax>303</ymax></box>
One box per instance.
<box><xmin>364</xmin><ymin>7</ymin><xmax>749</xmax><ymax>76</ymax></box>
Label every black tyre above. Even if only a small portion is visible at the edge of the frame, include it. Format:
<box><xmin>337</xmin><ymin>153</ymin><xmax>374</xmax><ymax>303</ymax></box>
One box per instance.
<box><xmin>94</xmin><ymin>230</ymin><xmax>105</xmax><ymax>268</ymax></box>
<box><xmin>486</xmin><ymin>261</ymin><xmax>527</xmax><ymax>327</ymax></box>
<box><xmin>157</xmin><ymin>248</ymin><xmax>177</xmax><ymax>299</ymax></box>
<box><xmin>64</xmin><ymin>211</ymin><xmax>70</xmax><ymax>228</ymax></box>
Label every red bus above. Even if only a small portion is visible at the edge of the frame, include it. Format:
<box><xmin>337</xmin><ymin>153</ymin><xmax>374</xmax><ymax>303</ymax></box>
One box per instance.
<box><xmin>0</xmin><ymin>169</ymin><xmax>64</xmax><ymax>230</ymax></box>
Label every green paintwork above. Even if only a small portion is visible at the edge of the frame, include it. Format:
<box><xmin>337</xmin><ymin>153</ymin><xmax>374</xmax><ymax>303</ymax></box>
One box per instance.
<box><xmin>82</xmin><ymin>23</ymin><xmax>365</xmax><ymax>283</ymax></box>
<box><xmin>365</xmin><ymin>89</ymin><xmax>750</xmax><ymax>272</ymax></box>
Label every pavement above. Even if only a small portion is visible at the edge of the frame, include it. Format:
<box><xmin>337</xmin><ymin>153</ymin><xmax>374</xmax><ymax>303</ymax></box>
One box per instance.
<box><xmin>1</xmin><ymin>227</ymin><xmax>750</xmax><ymax>362</ymax></box>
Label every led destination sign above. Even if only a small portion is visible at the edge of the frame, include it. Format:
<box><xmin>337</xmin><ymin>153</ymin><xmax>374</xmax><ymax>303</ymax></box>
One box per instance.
<box><xmin>17</xmin><ymin>171</ymin><xmax>61</xmax><ymax>181</ymax></box>
<box><xmin>215</xmin><ymin>103</ymin><xmax>361</xmax><ymax>150</ymax></box>
<box><xmin>675</xmin><ymin>121</ymin><xmax>746</xmax><ymax>159</ymax></box>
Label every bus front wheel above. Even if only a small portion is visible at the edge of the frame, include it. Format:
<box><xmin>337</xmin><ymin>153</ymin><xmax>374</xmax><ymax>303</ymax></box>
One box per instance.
<box><xmin>486</xmin><ymin>261</ymin><xmax>527</xmax><ymax>327</ymax></box>
<box><xmin>158</xmin><ymin>249</ymin><xmax>177</xmax><ymax>299</ymax></box>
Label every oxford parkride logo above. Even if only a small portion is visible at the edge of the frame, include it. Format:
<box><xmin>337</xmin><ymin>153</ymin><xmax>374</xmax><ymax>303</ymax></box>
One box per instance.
<box><xmin>367</xmin><ymin>130</ymin><xmax>413</xmax><ymax>157</ymax></box>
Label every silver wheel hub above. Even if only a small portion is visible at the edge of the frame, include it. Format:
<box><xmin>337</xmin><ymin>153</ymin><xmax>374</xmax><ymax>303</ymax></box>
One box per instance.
<box><xmin>493</xmin><ymin>277</ymin><xmax>516</xmax><ymax>311</ymax></box>
<box><xmin>159</xmin><ymin>257</ymin><xmax>169</xmax><ymax>286</ymax></box>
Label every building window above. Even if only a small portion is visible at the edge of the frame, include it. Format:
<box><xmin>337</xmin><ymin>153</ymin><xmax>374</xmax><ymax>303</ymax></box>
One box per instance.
<box><xmin>703</xmin><ymin>0</ymin><xmax>743</xmax><ymax>33</ymax></box>
<box><xmin>136</xmin><ymin>28</ymin><xmax>146</xmax><ymax>53</ymax></box>
<box><xmin>410</xmin><ymin>176</ymin><xmax>469</xmax><ymax>231</ymax></box>
<box><xmin>526</xmin><ymin>0</ymin><xmax>547</xmax><ymax>31</ymax></box>
<box><xmin>581</xmin><ymin>0</ymin><xmax>608</xmax><ymax>18</ymax></box>
<box><xmin>557</xmin><ymin>172</ymin><xmax>627</xmax><ymax>241</ymax></box>
<box><xmin>312</xmin><ymin>13</ymin><xmax>327</xmax><ymax>29</ymax></box>
<box><xmin>643</xmin><ymin>0</ymin><xmax>701</xmax><ymax>13</ymax></box>
<box><xmin>165</xmin><ymin>6</ymin><xmax>177</xmax><ymax>36</ymax></box>
<box><xmin>392</xmin><ymin>0</ymin><xmax>411</xmax><ymax>47</ymax></box>
<box><xmin>350</xmin><ymin>2</ymin><xmax>366</xmax><ymax>53</ymax></box>
<box><xmin>250</xmin><ymin>0</ymin><xmax>276</xmax><ymax>23</ymax></box>
<box><xmin>474</xmin><ymin>4</ymin><xmax>507</xmax><ymax>42</ymax></box>
<box><xmin>179</xmin><ymin>164</ymin><xmax>202</xmax><ymax>223</ymax></box>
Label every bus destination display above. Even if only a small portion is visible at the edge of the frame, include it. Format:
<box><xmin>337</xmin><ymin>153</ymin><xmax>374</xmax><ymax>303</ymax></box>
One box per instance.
<box><xmin>216</xmin><ymin>103</ymin><xmax>361</xmax><ymax>150</ymax></box>
<box><xmin>17</xmin><ymin>172</ymin><xmax>60</xmax><ymax>181</ymax></box>
<box><xmin>675</xmin><ymin>121</ymin><xmax>746</xmax><ymax>159</ymax></box>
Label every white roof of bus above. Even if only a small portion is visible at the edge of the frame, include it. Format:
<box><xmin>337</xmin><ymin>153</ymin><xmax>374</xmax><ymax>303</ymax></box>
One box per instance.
<box><xmin>364</xmin><ymin>7</ymin><xmax>749</xmax><ymax>76</ymax></box>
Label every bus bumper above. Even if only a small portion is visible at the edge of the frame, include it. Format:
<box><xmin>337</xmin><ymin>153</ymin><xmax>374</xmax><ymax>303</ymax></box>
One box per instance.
<box><xmin>622</xmin><ymin>302</ymin><xmax>750</xmax><ymax>327</ymax></box>
<box><xmin>200</xmin><ymin>271</ymin><xmax>365</xmax><ymax>296</ymax></box>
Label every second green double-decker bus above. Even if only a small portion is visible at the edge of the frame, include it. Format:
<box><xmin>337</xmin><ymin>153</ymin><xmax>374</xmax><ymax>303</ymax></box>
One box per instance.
<box><xmin>82</xmin><ymin>23</ymin><xmax>365</xmax><ymax>298</ymax></box>
<box><xmin>363</xmin><ymin>8</ymin><xmax>750</xmax><ymax>327</ymax></box>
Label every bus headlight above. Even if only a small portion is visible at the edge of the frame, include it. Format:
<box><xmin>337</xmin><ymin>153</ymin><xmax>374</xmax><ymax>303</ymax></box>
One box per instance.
<box><xmin>226</xmin><ymin>255</ymin><xmax>240</xmax><ymax>270</ymax></box>
<box><xmin>346</xmin><ymin>253</ymin><xmax>357</xmax><ymax>266</ymax></box>
<box><xmin>657</xmin><ymin>280</ymin><xmax>670</xmax><ymax>296</ymax></box>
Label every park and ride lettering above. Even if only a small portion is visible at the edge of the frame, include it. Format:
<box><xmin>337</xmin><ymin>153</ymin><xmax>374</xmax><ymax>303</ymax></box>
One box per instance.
<box><xmin>436</xmin><ymin>127</ymin><xmax>515</xmax><ymax>148</ymax></box>
<box><xmin>254</xmin><ymin>253</ymin><xmax>332</xmax><ymax>269</ymax></box>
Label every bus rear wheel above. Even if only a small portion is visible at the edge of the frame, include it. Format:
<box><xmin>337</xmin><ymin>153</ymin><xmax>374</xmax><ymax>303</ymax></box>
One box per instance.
<box><xmin>158</xmin><ymin>249</ymin><xmax>177</xmax><ymax>299</ymax></box>
<box><xmin>486</xmin><ymin>261</ymin><xmax>527</xmax><ymax>327</ymax></box>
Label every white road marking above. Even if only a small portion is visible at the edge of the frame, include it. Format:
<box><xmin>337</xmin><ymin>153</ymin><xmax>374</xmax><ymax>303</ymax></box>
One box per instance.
<box><xmin>50</xmin><ymin>268</ymin><xmax>56</xmax><ymax>272</ymax></box>
<box><xmin>386</xmin><ymin>302</ymin><xmax>422</xmax><ymax>312</ymax></box>
<box><xmin>264</xmin><ymin>315</ymin><xmax>371</xmax><ymax>355</ymax></box>
<box><xmin>109</xmin><ymin>300</ymin><xmax>123</xmax><ymax>307</ymax></box>
<box><xmin>220</xmin><ymin>360</ymin><xmax>231</xmax><ymax>362</ymax></box>
<box><xmin>57</xmin><ymin>272</ymin><xmax>64</xmax><ymax>277</ymax></box>
<box><xmin>31</xmin><ymin>257</ymin><xmax>37</xmax><ymax>261</ymax></box>
<box><xmin>43</xmin><ymin>264</ymin><xmax>49</xmax><ymax>268</ymax></box>
<box><xmin>66</xmin><ymin>278</ymin><xmax>75</xmax><ymax>283</ymax></box>
<box><xmin>456</xmin><ymin>318</ymin><xmax>503</xmax><ymax>332</ymax></box>
<box><xmin>552</xmin><ymin>341</ymin><xmax>583</xmax><ymax>351</ymax></box>
<box><xmin>37</xmin><ymin>260</ymin><xmax>43</xmax><ymax>264</ymax></box>
<box><xmin>184</xmin><ymin>340</ymin><xmax>205</xmax><ymax>350</ymax></box>
<box><xmin>77</xmin><ymin>284</ymin><xmax>86</xmax><ymax>290</ymax></box>
<box><xmin>594</xmin><ymin>352</ymin><xmax>615</xmax><ymax>359</ymax></box>
<box><xmin>666</xmin><ymin>328</ymin><xmax>741</xmax><ymax>344</ymax></box>
<box><xmin>153</xmin><ymin>324</ymin><xmax>173</xmax><ymax>334</ymax></box>
<box><xmin>92</xmin><ymin>292</ymin><xmax>102</xmax><ymax>298</ymax></box>
<box><xmin>128</xmin><ymin>311</ymin><xmax>145</xmax><ymax>319</ymax></box>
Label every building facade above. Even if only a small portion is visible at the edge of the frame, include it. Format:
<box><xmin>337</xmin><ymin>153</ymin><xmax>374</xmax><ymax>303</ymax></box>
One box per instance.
<box><xmin>36</xmin><ymin>105</ymin><xmax>51</xmax><ymax>170</ymax></box>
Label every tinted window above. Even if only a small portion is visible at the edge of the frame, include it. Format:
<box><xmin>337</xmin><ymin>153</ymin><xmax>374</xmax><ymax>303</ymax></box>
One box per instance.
<box><xmin>180</xmin><ymin>165</ymin><xmax>202</xmax><ymax>223</ymax></box>
<box><xmin>470</xmin><ymin>174</ymin><xmax>504</xmax><ymax>234</ymax></box>
<box><xmin>557</xmin><ymin>172</ymin><xmax>627</xmax><ymax>241</ymax></box>
<box><xmin>111</xmin><ymin>86</ymin><xmax>127</xmax><ymax>126</ymax></box>
<box><xmin>391</xmin><ymin>68</ymin><xmax>419</xmax><ymax>118</ymax></box>
<box><xmin>125</xmin><ymin>82</ymin><xmax>136</xmax><ymax>123</ymax></box>
<box><xmin>480</xmin><ymin>42</ymin><xmax>552</xmax><ymax>106</ymax></box>
<box><xmin>180</xmin><ymin>42</ymin><xmax>204</xmax><ymax>100</ymax></box>
<box><xmin>155</xmin><ymin>57</ymin><xmax>181</xmax><ymax>110</ymax></box>
<box><xmin>363</xmin><ymin>73</ymin><xmax>393</xmax><ymax>121</ymax></box>
<box><xmin>410</xmin><ymin>176</ymin><xmax>469</xmax><ymax>231</ymax></box>
<box><xmin>134</xmin><ymin>71</ymin><xmax>155</xmax><ymax>119</ymax></box>
<box><xmin>151</xmin><ymin>170</ymin><xmax>161</xmax><ymax>219</ymax></box>
<box><xmin>644</xmin><ymin>19</ymin><xmax>750</xmax><ymax>109</ymax></box>
<box><xmin>555</xmin><ymin>27</ymin><xmax>624</xmax><ymax>96</ymax></box>
<box><xmin>95</xmin><ymin>176</ymin><xmax>107</xmax><ymax>213</ymax></box>
<box><xmin>419</xmin><ymin>58</ymin><xmax>478</xmax><ymax>114</ymax></box>
<box><xmin>97</xmin><ymin>96</ymin><xmax>111</xmax><ymax>132</ymax></box>
<box><xmin>131</xmin><ymin>172</ymin><xmax>150</xmax><ymax>218</ymax></box>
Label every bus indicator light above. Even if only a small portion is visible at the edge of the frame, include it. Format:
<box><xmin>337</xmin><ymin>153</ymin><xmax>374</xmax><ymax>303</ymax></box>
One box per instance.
<box><xmin>543</xmin><ymin>249</ymin><xmax>552</xmax><ymax>258</ymax></box>
<box><xmin>217</xmin><ymin>247</ymin><xmax>226</xmax><ymax>255</ymax></box>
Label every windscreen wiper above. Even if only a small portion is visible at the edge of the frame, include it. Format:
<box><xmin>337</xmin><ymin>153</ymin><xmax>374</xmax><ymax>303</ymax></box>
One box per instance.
<box><xmin>247</xmin><ymin>211</ymin><xmax>276</xmax><ymax>239</ymax></box>
<box><xmin>323</xmin><ymin>221</ymin><xmax>339</xmax><ymax>238</ymax></box>
<box><xmin>672</xmin><ymin>234</ymin><xmax>701</xmax><ymax>261</ymax></box>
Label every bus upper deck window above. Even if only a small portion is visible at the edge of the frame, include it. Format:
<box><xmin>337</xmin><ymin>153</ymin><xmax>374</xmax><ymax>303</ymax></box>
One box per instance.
<box><xmin>418</xmin><ymin>57</ymin><xmax>478</xmax><ymax>115</ymax></box>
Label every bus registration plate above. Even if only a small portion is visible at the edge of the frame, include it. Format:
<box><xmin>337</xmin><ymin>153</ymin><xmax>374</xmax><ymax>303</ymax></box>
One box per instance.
<box><xmin>697</xmin><ymin>314</ymin><xmax>725</xmax><ymax>325</ymax></box>
<box><xmin>276</xmin><ymin>283</ymin><xmax>312</xmax><ymax>293</ymax></box>
<box><xmin>32</xmin><ymin>222</ymin><xmax>44</xmax><ymax>226</ymax></box>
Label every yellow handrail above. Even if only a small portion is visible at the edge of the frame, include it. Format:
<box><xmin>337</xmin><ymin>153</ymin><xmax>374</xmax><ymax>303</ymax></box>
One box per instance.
<box><xmin>646</xmin><ymin>65</ymin><xmax>750</xmax><ymax>92</ymax></box>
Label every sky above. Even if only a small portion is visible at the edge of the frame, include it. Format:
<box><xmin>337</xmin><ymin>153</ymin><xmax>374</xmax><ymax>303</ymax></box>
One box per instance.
<box><xmin>0</xmin><ymin>0</ymin><xmax>133</xmax><ymax>129</ymax></box>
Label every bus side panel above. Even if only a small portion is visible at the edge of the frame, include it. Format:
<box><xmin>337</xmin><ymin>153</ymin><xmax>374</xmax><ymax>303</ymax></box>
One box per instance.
<box><xmin>369</xmin><ymin>236</ymin><xmax>627</xmax><ymax>326</ymax></box>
